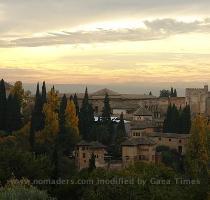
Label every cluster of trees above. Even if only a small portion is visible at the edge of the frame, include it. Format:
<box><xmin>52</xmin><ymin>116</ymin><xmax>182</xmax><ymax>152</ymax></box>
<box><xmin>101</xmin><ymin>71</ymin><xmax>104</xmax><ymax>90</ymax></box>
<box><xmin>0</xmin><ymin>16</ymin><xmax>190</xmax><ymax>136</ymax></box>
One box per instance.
<box><xmin>160</xmin><ymin>87</ymin><xmax>177</xmax><ymax>98</ymax></box>
<box><xmin>163</xmin><ymin>104</ymin><xmax>191</xmax><ymax>134</ymax></box>
<box><xmin>0</xmin><ymin>80</ymin><xmax>24</xmax><ymax>133</ymax></box>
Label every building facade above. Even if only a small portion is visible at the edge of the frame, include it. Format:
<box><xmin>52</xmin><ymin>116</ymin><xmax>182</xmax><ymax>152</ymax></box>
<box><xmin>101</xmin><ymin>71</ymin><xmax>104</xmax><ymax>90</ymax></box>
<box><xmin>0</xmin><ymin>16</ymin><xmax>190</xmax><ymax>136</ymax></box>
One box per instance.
<box><xmin>75</xmin><ymin>141</ymin><xmax>107</xmax><ymax>170</ymax></box>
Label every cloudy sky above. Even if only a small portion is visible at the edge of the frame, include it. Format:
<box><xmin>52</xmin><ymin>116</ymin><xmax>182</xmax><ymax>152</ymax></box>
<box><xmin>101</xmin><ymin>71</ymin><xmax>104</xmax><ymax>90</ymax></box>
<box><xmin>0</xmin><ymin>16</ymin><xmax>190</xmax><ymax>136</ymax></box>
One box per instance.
<box><xmin>1</xmin><ymin>0</ymin><xmax>210</xmax><ymax>93</ymax></box>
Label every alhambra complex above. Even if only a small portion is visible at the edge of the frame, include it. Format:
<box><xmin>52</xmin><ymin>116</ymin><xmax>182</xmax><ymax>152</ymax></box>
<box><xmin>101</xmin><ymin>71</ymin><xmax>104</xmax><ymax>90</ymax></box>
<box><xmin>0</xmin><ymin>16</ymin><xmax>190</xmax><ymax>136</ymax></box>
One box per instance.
<box><xmin>75</xmin><ymin>85</ymin><xmax>209</xmax><ymax>170</ymax></box>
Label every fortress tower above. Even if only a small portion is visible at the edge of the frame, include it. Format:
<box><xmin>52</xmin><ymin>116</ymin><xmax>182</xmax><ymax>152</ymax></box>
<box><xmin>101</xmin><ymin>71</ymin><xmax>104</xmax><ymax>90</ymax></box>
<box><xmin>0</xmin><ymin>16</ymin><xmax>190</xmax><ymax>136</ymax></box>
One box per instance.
<box><xmin>185</xmin><ymin>85</ymin><xmax>209</xmax><ymax>115</ymax></box>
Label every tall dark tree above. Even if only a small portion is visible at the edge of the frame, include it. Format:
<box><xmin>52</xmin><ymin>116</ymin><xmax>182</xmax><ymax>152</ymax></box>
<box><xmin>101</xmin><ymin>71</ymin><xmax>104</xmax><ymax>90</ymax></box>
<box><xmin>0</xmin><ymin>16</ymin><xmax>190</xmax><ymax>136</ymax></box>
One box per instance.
<box><xmin>163</xmin><ymin>104</ymin><xmax>172</xmax><ymax>132</ymax></box>
<box><xmin>69</xmin><ymin>95</ymin><xmax>73</xmax><ymax>101</ymax></box>
<box><xmin>173</xmin><ymin>89</ymin><xmax>177</xmax><ymax>97</ymax></box>
<box><xmin>73</xmin><ymin>93</ymin><xmax>79</xmax><ymax>116</ymax></box>
<box><xmin>29</xmin><ymin>83</ymin><xmax>44</xmax><ymax>149</ymax></box>
<box><xmin>113</xmin><ymin>113</ymin><xmax>127</xmax><ymax>158</ymax></box>
<box><xmin>170</xmin><ymin>104</ymin><xmax>180</xmax><ymax>133</ymax></box>
<box><xmin>179</xmin><ymin>104</ymin><xmax>191</xmax><ymax>134</ymax></box>
<box><xmin>102</xmin><ymin>93</ymin><xmax>111</xmax><ymax>122</ymax></box>
<box><xmin>0</xmin><ymin>79</ymin><xmax>7</xmax><ymax>130</ymax></box>
<box><xmin>79</xmin><ymin>87</ymin><xmax>94</xmax><ymax>140</ymax></box>
<box><xmin>170</xmin><ymin>87</ymin><xmax>174</xmax><ymax>97</ymax></box>
<box><xmin>6</xmin><ymin>94</ymin><xmax>22</xmax><ymax>133</ymax></box>
<box><xmin>88</xmin><ymin>153</ymin><xmax>96</xmax><ymax>172</ymax></box>
<box><xmin>58</xmin><ymin>94</ymin><xmax>67</xmax><ymax>134</ymax></box>
<box><xmin>41</xmin><ymin>81</ymin><xmax>47</xmax><ymax>104</ymax></box>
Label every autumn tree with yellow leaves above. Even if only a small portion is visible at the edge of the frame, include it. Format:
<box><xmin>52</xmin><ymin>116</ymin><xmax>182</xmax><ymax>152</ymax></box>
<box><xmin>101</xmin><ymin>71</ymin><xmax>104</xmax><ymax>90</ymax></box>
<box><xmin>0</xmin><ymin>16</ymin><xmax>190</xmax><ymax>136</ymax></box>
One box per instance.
<box><xmin>65</xmin><ymin>100</ymin><xmax>79</xmax><ymax>136</ymax></box>
<box><xmin>65</xmin><ymin>100</ymin><xmax>80</xmax><ymax>150</ymax></box>
<box><xmin>186</xmin><ymin>115</ymin><xmax>209</xmax><ymax>200</ymax></box>
<box><xmin>36</xmin><ymin>87</ymin><xmax>59</xmax><ymax>144</ymax></box>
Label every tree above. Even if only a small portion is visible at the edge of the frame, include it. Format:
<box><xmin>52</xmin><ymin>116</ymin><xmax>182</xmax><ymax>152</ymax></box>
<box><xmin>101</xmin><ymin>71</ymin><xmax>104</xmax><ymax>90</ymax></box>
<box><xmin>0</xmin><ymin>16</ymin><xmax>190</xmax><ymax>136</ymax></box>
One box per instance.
<box><xmin>6</xmin><ymin>94</ymin><xmax>22</xmax><ymax>133</ymax></box>
<box><xmin>160</xmin><ymin>89</ymin><xmax>170</xmax><ymax>98</ymax></box>
<box><xmin>58</xmin><ymin>94</ymin><xmax>67</xmax><ymax>135</ymax></box>
<box><xmin>79</xmin><ymin>87</ymin><xmax>94</xmax><ymax>140</ymax></box>
<box><xmin>73</xmin><ymin>93</ymin><xmax>79</xmax><ymax>116</ymax></box>
<box><xmin>65</xmin><ymin>100</ymin><xmax>79</xmax><ymax>136</ymax></box>
<box><xmin>173</xmin><ymin>89</ymin><xmax>177</xmax><ymax>97</ymax></box>
<box><xmin>10</xmin><ymin>81</ymin><xmax>24</xmax><ymax>105</ymax></box>
<box><xmin>88</xmin><ymin>153</ymin><xmax>96</xmax><ymax>172</ymax></box>
<box><xmin>37</xmin><ymin>87</ymin><xmax>59</xmax><ymax>144</ymax></box>
<box><xmin>113</xmin><ymin>113</ymin><xmax>126</xmax><ymax>158</ymax></box>
<box><xmin>149</xmin><ymin>91</ymin><xmax>152</xmax><ymax>96</ymax></box>
<box><xmin>179</xmin><ymin>104</ymin><xmax>191</xmax><ymax>134</ymax></box>
<box><xmin>102</xmin><ymin>93</ymin><xmax>111</xmax><ymax>122</ymax></box>
<box><xmin>30</xmin><ymin>83</ymin><xmax>44</xmax><ymax>149</ymax></box>
<box><xmin>0</xmin><ymin>178</ymin><xmax>50</xmax><ymax>200</ymax></box>
<box><xmin>185</xmin><ymin>115</ymin><xmax>209</xmax><ymax>200</ymax></box>
<box><xmin>170</xmin><ymin>87</ymin><xmax>174</xmax><ymax>97</ymax></box>
<box><xmin>163</xmin><ymin>103</ymin><xmax>172</xmax><ymax>132</ymax></box>
<box><xmin>41</xmin><ymin>81</ymin><xmax>47</xmax><ymax>104</ymax></box>
<box><xmin>0</xmin><ymin>79</ymin><xmax>7</xmax><ymax>130</ymax></box>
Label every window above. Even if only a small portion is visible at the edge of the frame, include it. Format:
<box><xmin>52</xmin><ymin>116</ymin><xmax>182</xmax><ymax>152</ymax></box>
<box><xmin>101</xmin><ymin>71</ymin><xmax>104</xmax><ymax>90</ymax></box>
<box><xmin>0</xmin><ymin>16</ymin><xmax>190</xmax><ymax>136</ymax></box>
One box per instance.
<box><xmin>95</xmin><ymin>106</ymin><xmax>98</xmax><ymax>113</ymax></box>
<box><xmin>83</xmin><ymin>153</ymin><xmax>86</xmax><ymax>158</ymax></box>
<box><xmin>179</xmin><ymin>140</ymin><xmax>182</xmax><ymax>143</ymax></box>
<box><xmin>159</xmin><ymin>137</ymin><xmax>161</xmax><ymax>141</ymax></box>
<box><xmin>169</xmin><ymin>138</ymin><xmax>171</xmax><ymax>142</ymax></box>
<box><xmin>178</xmin><ymin>146</ymin><xmax>182</xmax><ymax>154</ymax></box>
<box><xmin>82</xmin><ymin>146</ymin><xmax>85</xmax><ymax>150</ymax></box>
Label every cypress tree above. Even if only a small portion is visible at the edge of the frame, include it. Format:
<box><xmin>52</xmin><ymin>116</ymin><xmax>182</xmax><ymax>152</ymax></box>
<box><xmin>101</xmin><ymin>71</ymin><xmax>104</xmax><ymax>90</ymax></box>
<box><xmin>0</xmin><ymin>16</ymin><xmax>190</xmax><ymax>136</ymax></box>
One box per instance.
<box><xmin>73</xmin><ymin>93</ymin><xmax>79</xmax><ymax>116</ymax></box>
<box><xmin>69</xmin><ymin>95</ymin><xmax>73</xmax><ymax>101</ymax></box>
<box><xmin>6</xmin><ymin>93</ymin><xmax>22</xmax><ymax>133</ymax></box>
<box><xmin>41</xmin><ymin>81</ymin><xmax>47</xmax><ymax>104</ymax></box>
<box><xmin>163</xmin><ymin>104</ymin><xmax>172</xmax><ymax>132</ymax></box>
<box><xmin>58</xmin><ymin>94</ymin><xmax>67</xmax><ymax>134</ymax></box>
<box><xmin>88</xmin><ymin>153</ymin><xmax>96</xmax><ymax>172</ymax></box>
<box><xmin>181</xmin><ymin>104</ymin><xmax>191</xmax><ymax>134</ymax></box>
<box><xmin>102</xmin><ymin>93</ymin><xmax>111</xmax><ymax>122</ymax></box>
<box><xmin>174</xmin><ymin>89</ymin><xmax>177</xmax><ymax>97</ymax></box>
<box><xmin>170</xmin><ymin>104</ymin><xmax>179</xmax><ymax>133</ymax></box>
<box><xmin>30</xmin><ymin>83</ymin><xmax>44</xmax><ymax>149</ymax></box>
<box><xmin>116</xmin><ymin>113</ymin><xmax>126</xmax><ymax>138</ymax></box>
<box><xmin>170</xmin><ymin>87</ymin><xmax>174</xmax><ymax>97</ymax></box>
<box><xmin>0</xmin><ymin>79</ymin><xmax>7</xmax><ymax>130</ymax></box>
<box><xmin>79</xmin><ymin>87</ymin><xmax>94</xmax><ymax>140</ymax></box>
<box><xmin>114</xmin><ymin>113</ymin><xmax>127</xmax><ymax>157</ymax></box>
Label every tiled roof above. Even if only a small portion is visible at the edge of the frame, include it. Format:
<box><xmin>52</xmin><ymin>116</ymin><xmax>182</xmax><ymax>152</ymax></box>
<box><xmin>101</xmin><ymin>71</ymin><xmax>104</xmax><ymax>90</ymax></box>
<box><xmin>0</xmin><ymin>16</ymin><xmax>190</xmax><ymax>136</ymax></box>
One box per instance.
<box><xmin>121</xmin><ymin>137</ymin><xmax>156</xmax><ymax>146</ymax></box>
<box><xmin>91</xmin><ymin>88</ymin><xmax>120</xmax><ymax>96</ymax></box>
<box><xmin>148</xmin><ymin>132</ymin><xmax>190</xmax><ymax>139</ymax></box>
<box><xmin>133</xmin><ymin>106</ymin><xmax>153</xmax><ymax>116</ymax></box>
<box><xmin>76</xmin><ymin>140</ymin><xmax>106</xmax><ymax>148</ymax></box>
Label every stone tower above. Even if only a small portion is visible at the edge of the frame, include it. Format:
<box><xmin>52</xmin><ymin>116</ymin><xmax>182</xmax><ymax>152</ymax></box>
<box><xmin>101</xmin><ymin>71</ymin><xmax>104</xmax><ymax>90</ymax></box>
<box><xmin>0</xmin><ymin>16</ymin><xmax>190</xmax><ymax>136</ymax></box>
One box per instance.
<box><xmin>185</xmin><ymin>85</ymin><xmax>209</xmax><ymax>115</ymax></box>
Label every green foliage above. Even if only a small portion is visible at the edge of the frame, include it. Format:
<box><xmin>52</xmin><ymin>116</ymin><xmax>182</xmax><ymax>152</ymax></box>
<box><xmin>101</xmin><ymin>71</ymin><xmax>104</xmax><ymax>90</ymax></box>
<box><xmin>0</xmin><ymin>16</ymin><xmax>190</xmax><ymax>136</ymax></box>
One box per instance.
<box><xmin>0</xmin><ymin>178</ymin><xmax>50</xmax><ymax>200</ymax></box>
<box><xmin>58</xmin><ymin>94</ymin><xmax>67</xmax><ymax>135</ymax></box>
<box><xmin>88</xmin><ymin>153</ymin><xmax>96</xmax><ymax>172</ymax></box>
<box><xmin>160</xmin><ymin>87</ymin><xmax>178</xmax><ymax>98</ymax></box>
<box><xmin>53</xmin><ymin>163</ymin><xmax>201</xmax><ymax>200</ymax></box>
<box><xmin>79</xmin><ymin>87</ymin><xmax>94</xmax><ymax>140</ymax></box>
<box><xmin>156</xmin><ymin>145</ymin><xmax>184</xmax><ymax>172</ymax></box>
<box><xmin>0</xmin><ymin>79</ymin><xmax>7</xmax><ymax>130</ymax></box>
<box><xmin>185</xmin><ymin>115</ymin><xmax>209</xmax><ymax>200</ymax></box>
<box><xmin>73</xmin><ymin>93</ymin><xmax>79</xmax><ymax>116</ymax></box>
<box><xmin>0</xmin><ymin>147</ymin><xmax>53</xmax><ymax>184</ymax></box>
<box><xmin>30</xmin><ymin>83</ymin><xmax>45</xmax><ymax>149</ymax></box>
<box><xmin>101</xmin><ymin>93</ymin><xmax>111</xmax><ymax>122</ymax></box>
<box><xmin>163</xmin><ymin>104</ymin><xmax>191</xmax><ymax>134</ymax></box>
<box><xmin>6</xmin><ymin>93</ymin><xmax>22</xmax><ymax>132</ymax></box>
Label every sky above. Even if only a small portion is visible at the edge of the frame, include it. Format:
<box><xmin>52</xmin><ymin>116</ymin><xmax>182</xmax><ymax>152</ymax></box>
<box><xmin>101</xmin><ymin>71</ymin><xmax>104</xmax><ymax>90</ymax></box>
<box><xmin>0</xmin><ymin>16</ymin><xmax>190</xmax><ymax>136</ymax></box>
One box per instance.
<box><xmin>1</xmin><ymin>0</ymin><xmax>210</xmax><ymax>94</ymax></box>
